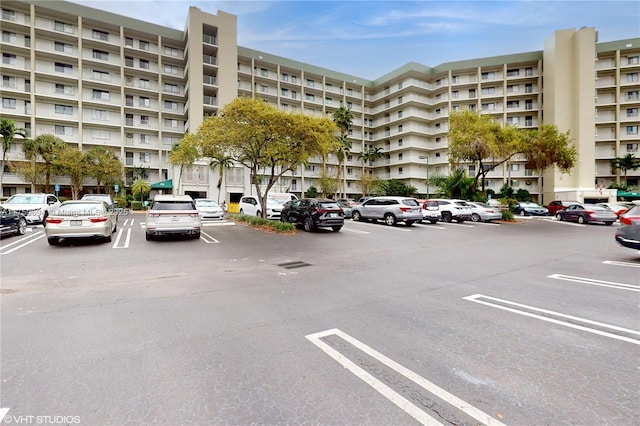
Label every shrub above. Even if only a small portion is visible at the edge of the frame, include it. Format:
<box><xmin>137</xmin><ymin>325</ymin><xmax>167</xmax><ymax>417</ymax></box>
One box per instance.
<box><xmin>131</xmin><ymin>200</ymin><xmax>144</xmax><ymax>210</ymax></box>
<box><xmin>114</xmin><ymin>197</ymin><xmax>127</xmax><ymax>207</ymax></box>
<box><xmin>501</xmin><ymin>209</ymin><xmax>515</xmax><ymax>221</ymax></box>
<box><xmin>232</xmin><ymin>214</ymin><xmax>296</xmax><ymax>233</ymax></box>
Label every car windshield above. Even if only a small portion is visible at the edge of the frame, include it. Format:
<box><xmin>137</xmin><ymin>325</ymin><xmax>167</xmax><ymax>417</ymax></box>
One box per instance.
<box><xmin>55</xmin><ymin>202</ymin><xmax>104</xmax><ymax>216</ymax></box>
<box><xmin>521</xmin><ymin>202</ymin><xmax>539</xmax><ymax>207</ymax></box>
<box><xmin>152</xmin><ymin>202</ymin><xmax>195</xmax><ymax>210</ymax></box>
<box><xmin>6</xmin><ymin>195</ymin><xmax>45</xmax><ymax>204</ymax></box>
<box><xmin>196</xmin><ymin>200</ymin><xmax>219</xmax><ymax>207</ymax></box>
<box><xmin>401</xmin><ymin>199</ymin><xmax>419</xmax><ymax>206</ymax></box>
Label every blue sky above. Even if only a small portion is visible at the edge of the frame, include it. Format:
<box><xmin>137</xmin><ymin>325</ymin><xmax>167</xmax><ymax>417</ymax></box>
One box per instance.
<box><xmin>70</xmin><ymin>0</ymin><xmax>639</xmax><ymax>79</ymax></box>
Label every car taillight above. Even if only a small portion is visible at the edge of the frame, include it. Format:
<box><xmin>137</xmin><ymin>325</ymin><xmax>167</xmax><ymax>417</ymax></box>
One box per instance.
<box><xmin>586</xmin><ymin>210</ymin><xmax>595</xmax><ymax>216</ymax></box>
<box><xmin>89</xmin><ymin>216</ymin><xmax>108</xmax><ymax>223</ymax></box>
<box><xmin>46</xmin><ymin>217</ymin><xmax>63</xmax><ymax>224</ymax></box>
<box><xmin>316</xmin><ymin>208</ymin><xmax>327</xmax><ymax>214</ymax></box>
<box><xmin>189</xmin><ymin>213</ymin><xmax>199</xmax><ymax>217</ymax></box>
<box><xmin>399</xmin><ymin>207</ymin><xmax>411</xmax><ymax>212</ymax></box>
<box><xmin>620</xmin><ymin>216</ymin><xmax>639</xmax><ymax>225</ymax></box>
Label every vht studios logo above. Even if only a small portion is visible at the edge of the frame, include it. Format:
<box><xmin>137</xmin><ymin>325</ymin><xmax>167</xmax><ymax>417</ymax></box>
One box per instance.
<box><xmin>0</xmin><ymin>410</ymin><xmax>81</xmax><ymax>425</ymax></box>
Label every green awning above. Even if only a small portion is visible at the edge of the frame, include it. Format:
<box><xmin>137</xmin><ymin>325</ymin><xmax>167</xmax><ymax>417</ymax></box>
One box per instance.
<box><xmin>616</xmin><ymin>190</ymin><xmax>640</xmax><ymax>198</ymax></box>
<box><xmin>150</xmin><ymin>179</ymin><xmax>173</xmax><ymax>189</ymax></box>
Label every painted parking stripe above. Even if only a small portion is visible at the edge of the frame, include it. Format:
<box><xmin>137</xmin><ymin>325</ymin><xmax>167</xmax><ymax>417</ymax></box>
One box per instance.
<box><xmin>112</xmin><ymin>228</ymin><xmax>131</xmax><ymax>249</ymax></box>
<box><xmin>306</xmin><ymin>329</ymin><xmax>506</xmax><ymax>426</ymax></box>
<box><xmin>417</xmin><ymin>224</ymin><xmax>446</xmax><ymax>230</ymax></box>
<box><xmin>464</xmin><ymin>294</ymin><xmax>640</xmax><ymax>345</ymax></box>
<box><xmin>602</xmin><ymin>260</ymin><xmax>640</xmax><ymax>268</ymax></box>
<box><xmin>342</xmin><ymin>227</ymin><xmax>371</xmax><ymax>234</ymax></box>
<box><xmin>547</xmin><ymin>273</ymin><xmax>640</xmax><ymax>292</ymax></box>
<box><xmin>348</xmin><ymin>221</ymin><xmax>412</xmax><ymax>232</ymax></box>
<box><xmin>200</xmin><ymin>231</ymin><xmax>219</xmax><ymax>243</ymax></box>
<box><xmin>0</xmin><ymin>231</ymin><xmax>46</xmax><ymax>255</ymax></box>
<box><xmin>549</xmin><ymin>220</ymin><xmax>585</xmax><ymax>227</ymax></box>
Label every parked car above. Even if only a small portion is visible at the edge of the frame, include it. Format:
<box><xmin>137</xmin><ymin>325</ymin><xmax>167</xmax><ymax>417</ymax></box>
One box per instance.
<box><xmin>351</xmin><ymin>196</ymin><xmax>423</xmax><ymax>226</ymax></box>
<box><xmin>430</xmin><ymin>199</ymin><xmax>472</xmax><ymax>223</ymax></box>
<box><xmin>194</xmin><ymin>199</ymin><xmax>225</xmax><ymax>220</ymax></box>
<box><xmin>336</xmin><ymin>200</ymin><xmax>353</xmax><ymax>218</ymax></box>
<box><xmin>280</xmin><ymin>198</ymin><xmax>344</xmax><ymax>232</ymax></box>
<box><xmin>145</xmin><ymin>195</ymin><xmax>201</xmax><ymax>240</ymax></box>
<box><xmin>337</xmin><ymin>198</ymin><xmax>357</xmax><ymax>207</ymax></box>
<box><xmin>547</xmin><ymin>200</ymin><xmax>581</xmax><ymax>216</ymax></box>
<box><xmin>1</xmin><ymin>193</ymin><xmax>61</xmax><ymax>225</ymax></box>
<box><xmin>596</xmin><ymin>202</ymin><xmax>629</xmax><ymax>218</ymax></box>
<box><xmin>267</xmin><ymin>192</ymin><xmax>299</xmax><ymax>204</ymax></box>
<box><xmin>421</xmin><ymin>200</ymin><xmax>442</xmax><ymax>224</ymax></box>
<box><xmin>0</xmin><ymin>206</ymin><xmax>27</xmax><ymax>237</ymax></box>
<box><xmin>511</xmin><ymin>201</ymin><xmax>550</xmax><ymax>216</ymax></box>
<box><xmin>555</xmin><ymin>203</ymin><xmax>617</xmax><ymax>225</ymax></box>
<box><xmin>81</xmin><ymin>193</ymin><xmax>120</xmax><ymax>220</ymax></box>
<box><xmin>467</xmin><ymin>201</ymin><xmax>502</xmax><ymax>222</ymax></box>
<box><xmin>615</xmin><ymin>204</ymin><xmax>640</xmax><ymax>250</ymax></box>
<box><xmin>238</xmin><ymin>195</ymin><xmax>283</xmax><ymax>219</ymax></box>
<box><xmin>45</xmin><ymin>200</ymin><xmax>117</xmax><ymax>245</ymax></box>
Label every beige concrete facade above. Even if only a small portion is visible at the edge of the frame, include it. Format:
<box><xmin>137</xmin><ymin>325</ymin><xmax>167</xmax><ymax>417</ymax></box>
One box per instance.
<box><xmin>1</xmin><ymin>0</ymin><xmax>639</xmax><ymax>204</ymax></box>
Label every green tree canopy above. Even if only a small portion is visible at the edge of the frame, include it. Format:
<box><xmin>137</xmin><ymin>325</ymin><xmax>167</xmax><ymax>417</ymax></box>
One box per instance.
<box><xmin>132</xmin><ymin>179</ymin><xmax>151</xmax><ymax>203</ymax></box>
<box><xmin>85</xmin><ymin>145</ymin><xmax>123</xmax><ymax>193</ymax></box>
<box><xmin>198</xmin><ymin>96</ymin><xmax>337</xmax><ymax>218</ymax></box>
<box><xmin>169</xmin><ymin>133</ymin><xmax>202</xmax><ymax>193</ymax></box>
<box><xmin>23</xmin><ymin>134</ymin><xmax>65</xmax><ymax>194</ymax></box>
<box><xmin>610</xmin><ymin>153</ymin><xmax>640</xmax><ymax>185</ymax></box>
<box><xmin>54</xmin><ymin>144</ymin><xmax>88</xmax><ymax>199</ymax></box>
<box><xmin>1</xmin><ymin>118</ymin><xmax>28</xmax><ymax>194</ymax></box>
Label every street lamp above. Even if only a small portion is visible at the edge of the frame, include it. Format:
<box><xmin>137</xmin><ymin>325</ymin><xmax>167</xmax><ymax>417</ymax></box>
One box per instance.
<box><xmin>419</xmin><ymin>155</ymin><xmax>429</xmax><ymax>198</ymax></box>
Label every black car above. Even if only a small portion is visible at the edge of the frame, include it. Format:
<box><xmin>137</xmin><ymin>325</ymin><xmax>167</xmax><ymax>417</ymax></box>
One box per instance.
<box><xmin>1</xmin><ymin>206</ymin><xmax>27</xmax><ymax>237</ymax></box>
<box><xmin>280</xmin><ymin>198</ymin><xmax>344</xmax><ymax>232</ymax></box>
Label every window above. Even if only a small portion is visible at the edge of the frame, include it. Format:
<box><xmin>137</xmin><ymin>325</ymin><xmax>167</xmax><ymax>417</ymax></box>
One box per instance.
<box><xmin>481</xmin><ymin>71</ymin><xmax>495</xmax><ymax>80</ymax></box>
<box><xmin>125</xmin><ymin>37</ymin><xmax>133</xmax><ymax>47</ymax></box>
<box><xmin>525</xmin><ymin>67</ymin><xmax>534</xmax><ymax>76</ymax></box>
<box><xmin>507</xmin><ymin>69</ymin><xmax>519</xmax><ymax>77</ymax></box>
<box><xmin>125</xmin><ymin>95</ymin><xmax>133</xmax><ymax>106</ymax></box>
<box><xmin>2</xmin><ymin>31</ymin><xmax>16</xmax><ymax>42</ymax></box>
<box><xmin>481</xmin><ymin>103</ymin><xmax>496</xmax><ymax>111</ymax></box>
<box><xmin>54</xmin><ymin>21</ymin><xmax>73</xmax><ymax>33</ymax></box>
<box><xmin>452</xmin><ymin>90</ymin><xmax>459</xmax><ymax>99</ymax></box>
<box><xmin>347</xmin><ymin>101</ymin><xmax>353</xmax><ymax>109</ymax></box>
<box><xmin>92</xmin><ymin>70</ymin><xmax>110</xmax><ymax>81</ymax></box>
<box><xmin>92</xmin><ymin>49</ymin><xmax>109</xmax><ymax>60</ymax></box>
<box><xmin>2</xmin><ymin>9</ymin><xmax>17</xmax><ymax>21</ymax></box>
<box><xmin>510</xmin><ymin>164</ymin><xmax>520</xmax><ymax>171</ymax></box>
<box><xmin>482</xmin><ymin>87</ymin><xmax>496</xmax><ymax>95</ymax></box>
<box><xmin>55</xmin><ymin>125</ymin><xmax>72</xmax><ymax>135</ymax></box>
<box><xmin>627</xmin><ymin>73</ymin><xmax>639</xmax><ymax>82</ymax></box>
<box><xmin>164</xmin><ymin>83</ymin><xmax>179</xmax><ymax>93</ymax></box>
<box><xmin>525</xmin><ymin>100</ymin><xmax>533</xmax><ymax>110</ymax></box>
<box><xmin>398</xmin><ymin>125</ymin><xmax>403</xmax><ymax>132</ymax></box>
<box><xmin>291</xmin><ymin>91</ymin><xmax>297</xmax><ymax>99</ymax></box>
<box><xmin>281</xmin><ymin>73</ymin><xmax>289</xmax><ymax>81</ymax></box>
<box><xmin>54</xmin><ymin>41</ymin><xmax>72</xmax><ymax>53</ymax></box>
<box><xmin>347</xmin><ymin>168</ymin><xmax>353</xmax><ymax>175</ymax></box>
<box><xmin>627</xmin><ymin>108</ymin><xmax>639</xmax><ymax>117</ymax></box>
<box><xmin>627</xmin><ymin>143</ymin><xmax>639</xmax><ymax>152</ymax></box>
<box><xmin>139</xmin><ymin>59</ymin><xmax>149</xmax><ymax>70</ymax></box>
<box><xmin>125</xmin><ymin>56</ymin><xmax>134</xmax><ymax>67</ymax></box>
<box><xmin>281</xmin><ymin>88</ymin><xmax>289</xmax><ymax>96</ymax></box>
<box><xmin>469</xmin><ymin>89</ymin><xmax>476</xmax><ymax>98</ymax></box>
<box><xmin>398</xmin><ymin>167</ymin><xmax>403</xmax><ymax>175</ymax></box>
<box><xmin>165</xmin><ymin>119</ymin><xmax>178</xmax><ymax>128</ymax></box>
<box><xmin>627</xmin><ymin>126</ymin><xmax>639</xmax><ymax>135</ymax></box>
<box><xmin>628</xmin><ymin>56</ymin><xmax>639</xmax><ymax>65</ymax></box>
<box><xmin>139</xmin><ymin>79</ymin><xmax>151</xmax><ymax>89</ymax></box>
<box><xmin>398</xmin><ymin>153</ymin><xmax>403</xmax><ymax>160</ymax></box>
<box><xmin>164</xmin><ymin>100</ymin><xmax>178</xmax><ymax>110</ymax></box>
<box><xmin>140</xmin><ymin>115</ymin><xmax>149</xmax><ymax>125</ymax></box>
<box><xmin>507</xmin><ymin>84</ymin><xmax>519</xmax><ymax>93</ymax></box>
<box><xmin>398</xmin><ymin>139</ymin><xmax>403</xmax><ymax>147</ymax></box>
<box><xmin>2</xmin><ymin>98</ymin><xmax>16</xmax><ymax>109</ymax></box>
<box><xmin>139</xmin><ymin>40</ymin><xmax>149</xmax><ymax>51</ymax></box>
<box><xmin>91</xmin><ymin>129</ymin><xmax>110</xmax><ymax>140</ymax></box>
<box><xmin>626</xmin><ymin>91</ymin><xmax>639</xmax><ymax>100</ymax></box>
<box><xmin>55</xmin><ymin>104</ymin><xmax>73</xmax><ymax>115</ymax></box>
<box><xmin>92</xmin><ymin>29</ymin><xmax>108</xmax><ymax>40</ymax></box>
<box><xmin>260</xmin><ymin>85</ymin><xmax>269</xmax><ymax>93</ymax></box>
<box><xmin>2</xmin><ymin>76</ymin><xmax>16</xmax><ymax>88</ymax></box>
<box><xmin>260</xmin><ymin>68</ymin><xmax>268</xmax><ymax>77</ymax></box>
<box><xmin>452</xmin><ymin>105</ymin><xmax>459</xmax><ymax>111</ymax></box>
<box><xmin>139</xmin><ymin>153</ymin><xmax>150</xmax><ymax>163</ymax></box>
<box><xmin>164</xmin><ymin>64</ymin><xmax>178</xmax><ymax>75</ymax></box>
<box><xmin>325</xmin><ymin>97</ymin><xmax>332</xmax><ymax>105</ymax></box>
<box><xmin>164</xmin><ymin>46</ymin><xmax>180</xmax><ymax>57</ymax></box>
<box><xmin>435</xmin><ymin>123</ymin><xmax>441</xmax><ymax>129</ymax></box>
<box><xmin>507</xmin><ymin>117</ymin><xmax>520</xmax><ymax>125</ymax></box>
<box><xmin>125</xmin><ymin>152</ymin><xmax>134</xmax><ymax>166</ymax></box>
<box><xmin>139</xmin><ymin>97</ymin><xmax>150</xmax><ymax>107</ymax></box>
<box><xmin>92</xmin><ymin>90</ymin><xmax>110</xmax><ymax>101</ymax></box>
<box><xmin>398</xmin><ymin>96</ymin><xmax>403</xmax><ymax>104</ymax></box>
<box><xmin>398</xmin><ymin>110</ymin><xmax>403</xmax><ymax>118</ymax></box>
<box><xmin>55</xmin><ymin>62</ymin><xmax>73</xmax><ymax>73</ymax></box>
<box><xmin>347</xmin><ymin>88</ymin><xmax>353</xmax><ymax>96</ymax></box>
<box><xmin>93</xmin><ymin>109</ymin><xmax>108</xmax><ymax>120</ymax></box>
<box><xmin>2</xmin><ymin>53</ymin><xmax>16</xmax><ymax>65</ymax></box>
<box><xmin>507</xmin><ymin>100</ymin><xmax>519</xmax><ymax>108</ymax></box>
<box><xmin>305</xmin><ymin>93</ymin><xmax>315</xmax><ymax>101</ymax></box>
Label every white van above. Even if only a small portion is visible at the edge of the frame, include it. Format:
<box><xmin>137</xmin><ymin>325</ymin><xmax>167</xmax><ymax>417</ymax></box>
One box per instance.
<box><xmin>267</xmin><ymin>192</ymin><xmax>298</xmax><ymax>203</ymax></box>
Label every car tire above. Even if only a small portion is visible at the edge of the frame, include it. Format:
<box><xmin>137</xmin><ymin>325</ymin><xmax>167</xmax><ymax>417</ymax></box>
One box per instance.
<box><xmin>256</xmin><ymin>210</ymin><xmax>261</xmax><ymax>217</ymax></box>
<box><xmin>193</xmin><ymin>231</ymin><xmax>201</xmax><ymax>239</ymax></box>
<box><xmin>384</xmin><ymin>213</ymin><xmax>397</xmax><ymax>226</ymax></box>
<box><xmin>456</xmin><ymin>218</ymin><xmax>465</xmax><ymax>223</ymax></box>
<box><xmin>605</xmin><ymin>221</ymin><xmax>614</xmax><ymax>226</ymax></box>
<box><xmin>352</xmin><ymin>211</ymin><xmax>361</xmax><ymax>222</ymax></box>
<box><xmin>332</xmin><ymin>225</ymin><xmax>342</xmax><ymax>232</ymax></box>
<box><xmin>104</xmin><ymin>234</ymin><xmax>112</xmax><ymax>243</ymax></box>
<box><xmin>47</xmin><ymin>237</ymin><xmax>59</xmax><ymax>246</ymax></box>
<box><xmin>577</xmin><ymin>216</ymin><xmax>585</xmax><ymax>224</ymax></box>
<box><xmin>16</xmin><ymin>218</ymin><xmax>27</xmax><ymax>235</ymax></box>
<box><xmin>441</xmin><ymin>212</ymin><xmax>452</xmax><ymax>222</ymax></box>
<box><xmin>556</xmin><ymin>213</ymin><xmax>563</xmax><ymax>221</ymax></box>
<box><xmin>471</xmin><ymin>213</ymin><xmax>481</xmax><ymax>222</ymax></box>
<box><xmin>145</xmin><ymin>232</ymin><xmax>153</xmax><ymax>241</ymax></box>
<box><xmin>42</xmin><ymin>211</ymin><xmax>49</xmax><ymax>227</ymax></box>
<box><xmin>430</xmin><ymin>220</ymin><xmax>438</xmax><ymax>224</ymax></box>
<box><xmin>112</xmin><ymin>221</ymin><xmax>117</xmax><ymax>233</ymax></box>
<box><xmin>520</xmin><ymin>210</ymin><xmax>526</xmax><ymax>216</ymax></box>
<box><xmin>405</xmin><ymin>220</ymin><xmax>414</xmax><ymax>227</ymax></box>
<box><xmin>303</xmin><ymin>216</ymin><xmax>315</xmax><ymax>232</ymax></box>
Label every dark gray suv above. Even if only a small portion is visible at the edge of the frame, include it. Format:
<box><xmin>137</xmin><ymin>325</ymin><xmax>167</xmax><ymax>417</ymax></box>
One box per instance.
<box><xmin>351</xmin><ymin>196</ymin><xmax>423</xmax><ymax>226</ymax></box>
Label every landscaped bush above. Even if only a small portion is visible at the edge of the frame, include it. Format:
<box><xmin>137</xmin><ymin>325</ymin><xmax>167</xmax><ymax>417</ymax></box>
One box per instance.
<box><xmin>501</xmin><ymin>209</ymin><xmax>515</xmax><ymax>221</ymax></box>
<box><xmin>232</xmin><ymin>214</ymin><xmax>296</xmax><ymax>233</ymax></box>
<box><xmin>131</xmin><ymin>200</ymin><xmax>144</xmax><ymax>210</ymax></box>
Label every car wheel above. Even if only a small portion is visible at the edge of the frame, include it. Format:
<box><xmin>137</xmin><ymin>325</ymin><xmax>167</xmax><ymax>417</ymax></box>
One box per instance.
<box><xmin>145</xmin><ymin>232</ymin><xmax>153</xmax><ymax>241</ymax></box>
<box><xmin>441</xmin><ymin>212</ymin><xmax>452</xmax><ymax>223</ymax></box>
<box><xmin>193</xmin><ymin>231</ymin><xmax>201</xmax><ymax>239</ymax></box>
<box><xmin>256</xmin><ymin>210</ymin><xmax>261</xmax><ymax>217</ymax></box>
<box><xmin>577</xmin><ymin>216</ymin><xmax>585</xmax><ymax>224</ymax></box>
<box><xmin>16</xmin><ymin>218</ymin><xmax>27</xmax><ymax>235</ymax></box>
<box><xmin>42</xmin><ymin>211</ymin><xmax>49</xmax><ymax>227</ymax></box>
<box><xmin>104</xmin><ymin>234</ymin><xmax>112</xmax><ymax>243</ymax></box>
<box><xmin>352</xmin><ymin>211</ymin><xmax>361</xmax><ymax>222</ymax></box>
<box><xmin>303</xmin><ymin>216</ymin><xmax>315</xmax><ymax>232</ymax></box>
<box><xmin>405</xmin><ymin>220</ymin><xmax>414</xmax><ymax>227</ymax></box>
<box><xmin>384</xmin><ymin>213</ymin><xmax>397</xmax><ymax>226</ymax></box>
<box><xmin>520</xmin><ymin>210</ymin><xmax>526</xmax><ymax>216</ymax></box>
<box><xmin>332</xmin><ymin>225</ymin><xmax>342</xmax><ymax>232</ymax></box>
<box><xmin>47</xmin><ymin>237</ymin><xmax>59</xmax><ymax>246</ymax></box>
<box><xmin>471</xmin><ymin>213</ymin><xmax>481</xmax><ymax>222</ymax></box>
<box><xmin>456</xmin><ymin>218</ymin><xmax>465</xmax><ymax>223</ymax></box>
<box><xmin>556</xmin><ymin>213</ymin><xmax>563</xmax><ymax>221</ymax></box>
<box><xmin>430</xmin><ymin>220</ymin><xmax>438</xmax><ymax>224</ymax></box>
<box><xmin>605</xmin><ymin>221</ymin><xmax>614</xmax><ymax>226</ymax></box>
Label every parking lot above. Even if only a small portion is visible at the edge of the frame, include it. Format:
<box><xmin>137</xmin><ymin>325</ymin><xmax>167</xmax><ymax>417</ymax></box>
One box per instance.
<box><xmin>1</xmin><ymin>214</ymin><xmax>638</xmax><ymax>425</ymax></box>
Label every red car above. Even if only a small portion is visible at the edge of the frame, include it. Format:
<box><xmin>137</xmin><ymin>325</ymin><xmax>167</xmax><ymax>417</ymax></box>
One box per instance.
<box><xmin>547</xmin><ymin>200</ymin><xmax>581</xmax><ymax>216</ymax></box>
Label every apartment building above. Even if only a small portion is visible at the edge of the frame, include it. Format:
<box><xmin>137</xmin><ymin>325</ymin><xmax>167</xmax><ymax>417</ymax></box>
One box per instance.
<box><xmin>1</xmin><ymin>0</ymin><xmax>639</xmax><ymax>204</ymax></box>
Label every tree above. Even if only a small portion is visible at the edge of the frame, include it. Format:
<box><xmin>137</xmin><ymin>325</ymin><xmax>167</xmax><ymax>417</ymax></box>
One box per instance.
<box><xmin>169</xmin><ymin>133</ymin><xmax>201</xmax><ymax>194</ymax></box>
<box><xmin>85</xmin><ymin>145</ymin><xmax>123</xmax><ymax>194</ymax></box>
<box><xmin>208</xmin><ymin>150</ymin><xmax>234</xmax><ymax>203</ymax></box>
<box><xmin>332</xmin><ymin>106</ymin><xmax>353</xmax><ymax>197</ymax></box>
<box><xmin>0</xmin><ymin>118</ymin><xmax>28</xmax><ymax>195</ymax></box>
<box><xmin>198</xmin><ymin>97</ymin><xmax>337</xmax><ymax>219</ymax></box>
<box><xmin>23</xmin><ymin>134</ymin><xmax>66</xmax><ymax>194</ymax></box>
<box><xmin>132</xmin><ymin>179</ymin><xmax>151</xmax><ymax>203</ymax></box>
<box><xmin>358</xmin><ymin>147</ymin><xmax>384</xmax><ymax>165</ymax></box>
<box><xmin>358</xmin><ymin>171</ymin><xmax>379</xmax><ymax>197</ymax></box>
<box><xmin>430</xmin><ymin>168</ymin><xmax>474</xmax><ymax>199</ymax></box>
<box><xmin>611</xmin><ymin>153</ymin><xmax>640</xmax><ymax>185</ymax></box>
<box><xmin>377</xmin><ymin>179</ymin><xmax>417</xmax><ymax>197</ymax></box>
<box><xmin>54</xmin><ymin>145</ymin><xmax>88</xmax><ymax>199</ymax></box>
<box><xmin>319</xmin><ymin>170</ymin><xmax>339</xmax><ymax>198</ymax></box>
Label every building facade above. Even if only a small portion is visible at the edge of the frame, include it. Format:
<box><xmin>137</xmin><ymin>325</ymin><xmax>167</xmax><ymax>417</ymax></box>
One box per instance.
<box><xmin>1</xmin><ymin>0</ymin><xmax>639</xmax><ymax>203</ymax></box>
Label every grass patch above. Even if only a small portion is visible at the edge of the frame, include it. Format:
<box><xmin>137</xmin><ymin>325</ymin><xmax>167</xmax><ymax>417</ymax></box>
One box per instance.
<box><xmin>230</xmin><ymin>214</ymin><xmax>297</xmax><ymax>234</ymax></box>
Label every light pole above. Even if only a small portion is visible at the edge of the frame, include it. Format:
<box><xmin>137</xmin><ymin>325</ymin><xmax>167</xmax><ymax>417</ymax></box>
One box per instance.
<box><xmin>419</xmin><ymin>155</ymin><xmax>429</xmax><ymax>198</ymax></box>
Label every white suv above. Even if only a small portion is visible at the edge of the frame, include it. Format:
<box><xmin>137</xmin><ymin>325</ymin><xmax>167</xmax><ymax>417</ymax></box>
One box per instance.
<box><xmin>145</xmin><ymin>195</ymin><xmax>201</xmax><ymax>240</ymax></box>
<box><xmin>238</xmin><ymin>195</ymin><xmax>283</xmax><ymax>219</ymax></box>
<box><xmin>1</xmin><ymin>193</ymin><xmax>60</xmax><ymax>224</ymax></box>
<box><xmin>430</xmin><ymin>199</ymin><xmax>473</xmax><ymax>223</ymax></box>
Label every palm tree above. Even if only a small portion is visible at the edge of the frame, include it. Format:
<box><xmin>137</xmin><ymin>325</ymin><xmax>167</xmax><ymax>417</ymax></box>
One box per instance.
<box><xmin>0</xmin><ymin>118</ymin><xmax>28</xmax><ymax>195</ymax></box>
<box><xmin>611</xmin><ymin>153</ymin><xmax>640</xmax><ymax>186</ymax></box>
<box><xmin>332</xmin><ymin>106</ymin><xmax>353</xmax><ymax>198</ymax></box>
<box><xmin>358</xmin><ymin>147</ymin><xmax>384</xmax><ymax>165</ymax></box>
<box><xmin>208</xmin><ymin>151</ymin><xmax>234</xmax><ymax>203</ymax></box>
<box><xmin>132</xmin><ymin>179</ymin><xmax>151</xmax><ymax>204</ymax></box>
<box><xmin>23</xmin><ymin>134</ymin><xmax>65</xmax><ymax>193</ymax></box>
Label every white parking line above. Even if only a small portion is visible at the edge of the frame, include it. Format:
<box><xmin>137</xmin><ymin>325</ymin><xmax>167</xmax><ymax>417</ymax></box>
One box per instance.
<box><xmin>341</xmin><ymin>227</ymin><xmax>371</xmax><ymax>234</ymax></box>
<box><xmin>112</xmin><ymin>228</ymin><xmax>131</xmax><ymax>249</ymax></box>
<box><xmin>0</xmin><ymin>232</ymin><xmax>46</xmax><ymax>255</ymax></box>
<box><xmin>549</xmin><ymin>220</ymin><xmax>585</xmax><ymax>227</ymax></box>
<box><xmin>417</xmin><ymin>223</ymin><xmax>446</xmax><ymax>230</ymax></box>
<box><xmin>200</xmin><ymin>231</ymin><xmax>220</xmax><ymax>243</ymax></box>
<box><xmin>463</xmin><ymin>294</ymin><xmax>640</xmax><ymax>345</ymax></box>
<box><xmin>306</xmin><ymin>329</ymin><xmax>506</xmax><ymax>426</ymax></box>
<box><xmin>348</xmin><ymin>221</ymin><xmax>412</xmax><ymax>232</ymax></box>
<box><xmin>547</xmin><ymin>273</ymin><xmax>640</xmax><ymax>292</ymax></box>
<box><xmin>603</xmin><ymin>260</ymin><xmax>640</xmax><ymax>268</ymax></box>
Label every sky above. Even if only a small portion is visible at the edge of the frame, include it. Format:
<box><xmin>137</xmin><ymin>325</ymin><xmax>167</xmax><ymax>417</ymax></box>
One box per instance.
<box><xmin>69</xmin><ymin>0</ymin><xmax>640</xmax><ymax>80</ymax></box>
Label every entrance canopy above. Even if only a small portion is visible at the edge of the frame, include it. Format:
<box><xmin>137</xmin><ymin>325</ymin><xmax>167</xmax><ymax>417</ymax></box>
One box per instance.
<box><xmin>150</xmin><ymin>179</ymin><xmax>173</xmax><ymax>190</ymax></box>
<box><xmin>617</xmin><ymin>189</ymin><xmax>640</xmax><ymax>199</ymax></box>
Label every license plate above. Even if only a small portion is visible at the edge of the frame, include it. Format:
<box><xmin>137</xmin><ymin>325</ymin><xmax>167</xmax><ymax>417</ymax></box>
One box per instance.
<box><xmin>70</xmin><ymin>220</ymin><xmax>82</xmax><ymax>226</ymax></box>
<box><xmin>171</xmin><ymin>216</ymin><xmax>179</xmax><ymax>221</ymax></box>
<box><xmin>330</xmin><ymin>213</ymin><xmax>338</xmax><ymax>218</ymax></box>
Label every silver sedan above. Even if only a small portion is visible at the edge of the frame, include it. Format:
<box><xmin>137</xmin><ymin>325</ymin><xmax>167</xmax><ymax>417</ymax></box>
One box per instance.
<box><xmin>45</xmin><ymin>200</ymin><xmax>117</xmax><ymax>245</ymax></box>
<box><xmin>467</xmin><ymin>201</ymin><xmax>503</xmax><ymax>222</ymax></box>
